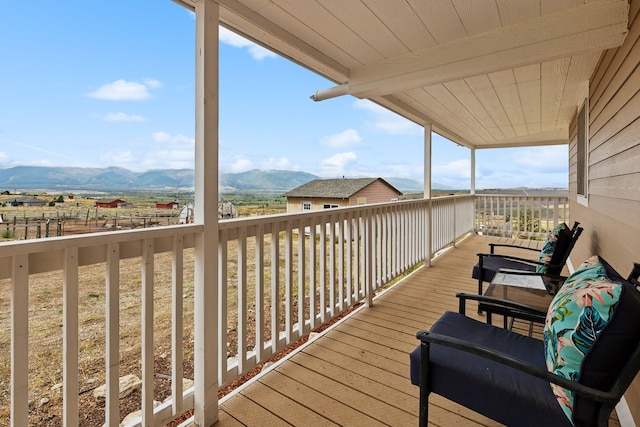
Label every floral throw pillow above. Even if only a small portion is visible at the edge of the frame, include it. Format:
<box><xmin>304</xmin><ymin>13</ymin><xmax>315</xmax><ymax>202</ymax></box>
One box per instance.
<box><xmin>537</xmin><ymin>223</ymin><xmax>568</xmax><ymax>274</ymax></box>
<box><xmin>543</xmin><ymin>256</ymin><xmax>622</xmax><ymax>423</ymax></box>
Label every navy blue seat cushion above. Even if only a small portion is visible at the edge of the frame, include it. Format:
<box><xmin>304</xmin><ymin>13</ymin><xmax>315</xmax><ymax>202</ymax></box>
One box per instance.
<box><xmin>410</xmin><ymin>311</ymin><xmax>571</xmax><ymax>427</ymax></box>
<box><xmin>471</xmin><ymin>256</ymin><xmax>537</xmax><ymax>283</ymax></box>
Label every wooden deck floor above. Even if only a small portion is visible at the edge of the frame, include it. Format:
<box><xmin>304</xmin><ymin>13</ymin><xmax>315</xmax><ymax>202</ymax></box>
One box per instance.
<box><xmin>206</xmin><ymin>235</ymin><xmax>562</xmax><ymax>426</ymax></box>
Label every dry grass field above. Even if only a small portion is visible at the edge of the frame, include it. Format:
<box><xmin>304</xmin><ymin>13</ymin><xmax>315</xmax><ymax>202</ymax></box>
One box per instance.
<box><xmin>0</xmin><ymin>195</ymin><xmax>294</xmax><ymax>425</ymax></box>
<box><xmin>1</xmin><ymin>203</ymin><xmax>380</xmax><ymax>425</ymax></box>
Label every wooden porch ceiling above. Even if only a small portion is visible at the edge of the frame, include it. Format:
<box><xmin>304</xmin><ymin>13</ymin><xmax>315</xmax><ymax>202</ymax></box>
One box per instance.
<box><xmin>206</xmin><ymin>235</ymin><xmax>557</xmax><ymax>426</ymax></box>
<box><xmin>174</xmin><ymin>0</ymin><xmax>629</xmax><ymax>149</ymax></box>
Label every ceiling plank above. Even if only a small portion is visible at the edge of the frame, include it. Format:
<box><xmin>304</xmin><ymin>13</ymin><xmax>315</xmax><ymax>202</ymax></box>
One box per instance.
<box><xmin>317</xmin><ymin>0</ymin><xmax>409</xmax><ymax>60</ymax></box>
<box><xmin>407</xmin><ymin>0</ymin><xmax>467</xmax><ymax>45</ymax></box>
<box><xmin>364</xmin><ymin>0</ymin><xmax>438</xmax><ymax>52</ymax></box>
<box><xmin>488</xmin><ymin>69</ymin><xmax>528</xmax><ymax>137</ymax></box>
<box><xmin>452</xmin><ymin>0</ymin><xmax>502</xmax><ymax>36</ymax></box>
<box><xmin>347</xmin><ymin>0</ymin><xmax>628</xmax><ymax>98</ymax></box>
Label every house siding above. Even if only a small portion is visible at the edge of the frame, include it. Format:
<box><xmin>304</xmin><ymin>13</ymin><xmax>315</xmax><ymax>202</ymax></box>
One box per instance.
<box><xmin>286</xmin><ymin>197</ymin><xmax>346</xmax><ymax>213</ymax></box>
<box><xmin>569</xmin><ymin>1</ymin><xmax>640</xmax><ymax>421</ymax></box>
<box><xmin>348</xmin><ymin>180</ymin><xmax>399</xmax><ymax>205</ymax></box>
<box><xmin>285</xmin><ymin>179</ymin><xmax>401</xmax><ymax>213</ymax></box>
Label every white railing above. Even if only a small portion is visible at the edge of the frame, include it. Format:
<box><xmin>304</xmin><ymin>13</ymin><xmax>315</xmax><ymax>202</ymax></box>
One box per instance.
<box><xmin>0</xmin><ymin>225</ymin><xmax>201</xmax><ymax>427</ymax></box>
<box><xmin>474</xmin><ymin>194</ymin><xmax>569</xmax><ymax>239</ymax></box>
<box><xmin>431</xmin><ymin>195</ymin><xmax>475</xmax><ymax>254</ymax></box>
<box><xmin>0</xmin><ymin>194</ymin><xmax>477</xmax><ymax>426</ymax></box>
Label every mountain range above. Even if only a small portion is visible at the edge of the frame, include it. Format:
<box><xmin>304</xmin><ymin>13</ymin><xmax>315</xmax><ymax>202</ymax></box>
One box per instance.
<box><xmin>0</xmin><ymin>166</ymin><xmax>435</xmax><ymax>193</ymax></box>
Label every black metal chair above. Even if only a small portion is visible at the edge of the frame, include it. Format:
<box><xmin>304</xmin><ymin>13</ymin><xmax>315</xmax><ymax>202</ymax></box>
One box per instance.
<box><xmin>410</xmin><ymin>257</ymin><xmax>640</xmax><ymax>427</ymax></box>
<box><xmin>472</xmin><ymin>221</ymin><xmax>583</xmax><ymax>295</ymax></box>
<box><xmin>460</xmin><ymin>260</ymin><xmax>640</xmax><ymax>329</ymax></box>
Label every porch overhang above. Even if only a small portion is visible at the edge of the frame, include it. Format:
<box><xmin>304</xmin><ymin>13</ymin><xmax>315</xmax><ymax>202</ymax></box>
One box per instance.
<box><xmin>174</xmin><ymin>0</ymin><xmax>629</xmax><ymax>150</ymax></box>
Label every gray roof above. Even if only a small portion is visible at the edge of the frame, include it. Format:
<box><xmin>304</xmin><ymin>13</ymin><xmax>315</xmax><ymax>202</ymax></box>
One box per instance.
<box><xmin>283</xmin><ymin>178</ymin><xmax>401</xmax><ymax>199</ymax></box>
<box><xmin>14</xmin><ymin>197</ymin><xmax>47</xmax><ymax>204</ymax></box>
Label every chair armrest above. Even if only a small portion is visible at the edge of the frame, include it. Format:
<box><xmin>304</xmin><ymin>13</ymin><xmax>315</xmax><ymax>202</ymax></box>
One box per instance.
<box><xmin>416</xmin><ymin>330</ymin><xmax>618</xmax><ymax>404</ymax></box>
<box><xmin>456</xmin><ymin>292</ymin><xmax>546</xmax><ymax>320</ymax></box>
<box><xmin>477</xmin><ymin>252</ymin><xmax>545</xmax><ymax>267</ymax></box>
<box><xmin>489</xmin><ymin>243</ymin><xmax>541</xmax><ymax>255</ymax></box>
<box><xmin>628</xmin><ymin>262</ymin><xmax>640</xmax><ymax>288</ymax></box>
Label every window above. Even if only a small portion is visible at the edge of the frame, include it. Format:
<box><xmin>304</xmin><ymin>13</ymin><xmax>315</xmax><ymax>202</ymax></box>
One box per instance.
<box><xmin>323</xmin><ymin>204</ymin><xmax>339</xmax><ymax>209</ymax></box>
<box><xmin>577</xmin><ymin>99</ymin><xmax>589</xmax><ymax>205</ymax></box>
<box><xmin>302</xmin><ymin>201</ymin><xmax>312</xmax><ymax>211</ymax></box>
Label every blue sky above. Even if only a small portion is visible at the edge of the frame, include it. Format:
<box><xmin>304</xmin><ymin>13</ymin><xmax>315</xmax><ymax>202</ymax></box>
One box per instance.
<box><xmin>0</xmin><ymin>1</ymin><xmax>568</xmax><ymax>190</ymax></box>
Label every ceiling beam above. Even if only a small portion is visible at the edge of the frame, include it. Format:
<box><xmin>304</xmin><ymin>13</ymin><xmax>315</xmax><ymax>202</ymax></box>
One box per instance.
<box><xmin>347</xmin><ymin>0</ymin><xmax>629</xmax><ymax>98</ymax></box>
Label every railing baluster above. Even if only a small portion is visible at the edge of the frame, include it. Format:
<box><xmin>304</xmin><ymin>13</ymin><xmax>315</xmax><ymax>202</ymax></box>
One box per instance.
<box><xmin>319</xmin><ymin>216</ymin><xmax>327</xmax><ymax>323</ymax></box>
<box><xmin>218</xmin><ymin>230</ymin><xmax>228</xmax><ymax>385</ymax></box>
<box><xmin>63</xmin><ymin>247</ymin><xmax>79</xmax><ymax>426</ymax></box>
<box><xmin>309</xmin><ymin>219</ymin><xmax>317</xmax><ymax>329</ymax></box>
<box><xmin>337</xmin><ymin>214</ymin><xmax>345</xmax><ymax>311</ymax></box>
<box><xmin>329</xmin><ymin>215</ymin><xmax>336</xmax><ymax>317</ymax></box>
<box><xmin>142</xmin><ymin>239</ymin><xmax>154</xmax><ymax>424</ymax></box>
<box><xmin>172</xmin><ymin>236</ymin><xmax>184</xmax><ymax>415</ymax></box>
<box><xmin>237</xmin><ymin>226</ymin><xmax>247</xmax><ymax>373</ymax></box>
<box><xmin>255</xmin><ymin>225</ymin><xmax>265</xmax><ymax>363</ymax></box>
<box><xmin>345</xmin><ymin>212</ymin><xmax>353</xmax><ymax>307</ymax></box>
<box><xmin>11</xmin><ymin>254</ymin><xmax>29</xmax><ymax>427</ymax></box>
<box><xmin>353</xmin><ymin>214</ymin><xmax>361</xmax><ymax>300</ymax></box>
<box><xmin>105</xmin><ymin>243</ymin><xmax>120</xmax><ymax>427</ymax></box>
<box><xmin>297</xmin><ymin>220</ymin><xmax>306</xmax><ymax>337</ymax></box>
<box><xmin>270</xmin><ymin>223</ymin><xmax>281</xmax><ymax>354</ymax></box>
<box><xmin>284</xmin><ymin>221</ymin><xmax>293</xmax><ymax>343</ymax></box>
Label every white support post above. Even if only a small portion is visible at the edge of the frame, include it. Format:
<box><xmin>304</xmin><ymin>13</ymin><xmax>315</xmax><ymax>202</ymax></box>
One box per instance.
<box><xmin>470</xmin><ymin>148</ymin><xmax>476</xmax><ymax>195</ymax></box>
<box><xmin>194</xmin><ymin>0</ymin><xmax>219</xmax><ymax>425</ymax></box>
<box><xmin>471</xmin><ymin>147</ymin><xmax>476</xmax><ymax>234</ymax></box>
<box><xmin>424</xmin><ymin>125</ymin><xmax>432</xmax><ymax>267</ymax></box>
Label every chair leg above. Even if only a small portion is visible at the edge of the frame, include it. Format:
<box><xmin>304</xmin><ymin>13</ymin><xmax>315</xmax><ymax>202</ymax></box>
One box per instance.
<box><xmin>419</xmin><ymin>340</ymin><xmax>431</xmax><ymax>427</ymax></box>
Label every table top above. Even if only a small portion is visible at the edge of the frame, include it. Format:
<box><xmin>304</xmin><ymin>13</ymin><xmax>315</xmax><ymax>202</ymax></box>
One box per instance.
<box><xmin>485</xmin><ymin>272</ymin><xmax>560</xmax><ymax>313</ymax></box>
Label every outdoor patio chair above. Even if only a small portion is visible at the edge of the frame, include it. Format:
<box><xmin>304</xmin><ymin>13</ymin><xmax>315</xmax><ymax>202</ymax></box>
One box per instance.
<box><xmin>472</xmin><ymin>221</ymin><xmax>583</xmax><ymax>295</ymax></box>
<box><xmin>410</xmin><ymin>255</ymin><xmax>640</xmax><ymax>427</ymax></box>
<box><xmin>459</xmin><ymin>260</ymin><xmax>640</xmax><ymax>330</ymax></box>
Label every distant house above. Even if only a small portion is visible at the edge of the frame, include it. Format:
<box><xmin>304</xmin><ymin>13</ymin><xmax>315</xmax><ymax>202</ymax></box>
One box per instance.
<box><xmin>283</xmin><ymin>178</ymin><xmax>402</xmax><ymax>213</ymax></box>
<box><xmin>11</xmin><ymin>197</ymin><xmax>48</xmax><ymax>207</ymax></box>
<box><xmin>156</xmin><ymin>201</ymin><xmax>180</xmax><ymax>209</ymax></box>
<box><xmin>95</xmin><ymin>198</ymin><xmax>127</xmax><ymax>208</ymax></box>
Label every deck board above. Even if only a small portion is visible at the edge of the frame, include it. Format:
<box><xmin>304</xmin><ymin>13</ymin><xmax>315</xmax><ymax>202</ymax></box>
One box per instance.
<box><xmin>210</xmin><ymin>235</ymin><xmax>618</xmax><ymax>426</ymax></box>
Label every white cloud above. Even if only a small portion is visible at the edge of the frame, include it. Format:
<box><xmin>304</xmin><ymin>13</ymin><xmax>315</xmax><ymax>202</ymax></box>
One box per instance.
<box><xmin>258</xmin><ymin>156</ymin><xmax>292</xmax><ymax>169</ymax></box>
<box><xmin>219</xmin><ymin>27</ymin><xmax>277</xmax><ymax>60</ymax></box>
<box><xmin>380</xmin><ymin>163</ymin><xmax>424</xmax><ymax>180</ymax></box>
<box><xmin>143</xmin><ymin>78</ymin><xmax>162</xmax><ymax>89</ymax></box>
<box><xmin>227</xmin><ymin>156</ymin><xmax>254</xmax><ymax>173</ymax></box>
<box><xmin>0</xmin><ymin>151</ymin><xmax>11</xmax><ymax>166</ymax></box>
<box><xmin>100</xmin><ymin>150</ymin><xmax>136</xmax><ymax>164</ymax></box>
<box><xmin>143</xmin><ymin>132</ymin><xmax>194</xmax><ymax>169</ymax></box>
<box><xmin>319</xmin><ymin>152</ymin><xmax>357</xmax><ymax>176</ymax></box>
<box><xmin>151</xmin><ymin>132</ymin><xmax>194</xmax><ymax>145</ymax></box>
<box><xmin>433</xmin><ymin>159</ymin><xmax>471</xmax><ymax>179</ymax></box>
<box><xmin>87</xmin><ymin>79</ymin><xmax>162</xmax><ymax>101</ymax></box>
<box><xmin>474</xmin><ymin>146</ymin><xmax>568</xmax><ymax>189</ymax></box>
<box><xmin>511</xmin><ymin>146</ymin><xmax>568</xmax><ymax>171</ymax></box>
<box><xmin>103</xmin><ymin>112</ymin><xmax>145</xmax><ymax>122</ymax></box>
<box><xmin>353</xmin><ymin>99</ymin><xmax>422</xmax><ymax>135</ymax></box>
<box><xmin>320</xmin><ymin>129</ymin><xmax>362</xmax><ymax>148</ymax></box>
